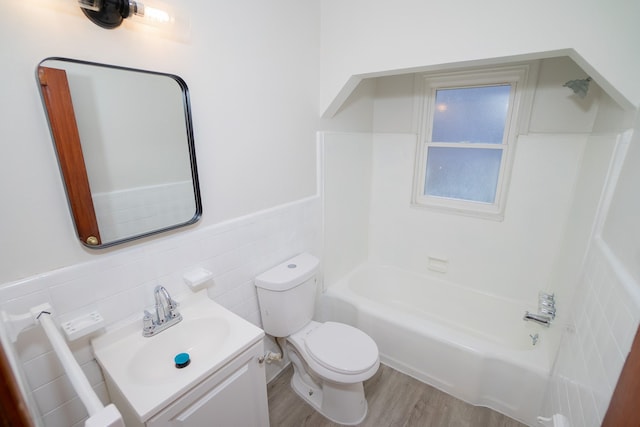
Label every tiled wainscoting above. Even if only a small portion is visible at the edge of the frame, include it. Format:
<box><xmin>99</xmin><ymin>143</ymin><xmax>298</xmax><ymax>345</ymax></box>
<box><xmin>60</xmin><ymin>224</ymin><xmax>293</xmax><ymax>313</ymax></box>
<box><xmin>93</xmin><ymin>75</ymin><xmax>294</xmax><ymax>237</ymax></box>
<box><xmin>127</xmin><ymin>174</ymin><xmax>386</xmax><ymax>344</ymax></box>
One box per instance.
<box><xmin>0</xmin><ymin>196</ymin><xmax>320</xmax><ymax>427</ymax></box>
<box><xmin>92</xmin><ymin>181</ymin><xmax>196</xmax><ymax>243</ymax></box>
<box><xmin>542</xmin><ymin>238</ymin><xmax>640</xmax><ymax>426</ymax></box>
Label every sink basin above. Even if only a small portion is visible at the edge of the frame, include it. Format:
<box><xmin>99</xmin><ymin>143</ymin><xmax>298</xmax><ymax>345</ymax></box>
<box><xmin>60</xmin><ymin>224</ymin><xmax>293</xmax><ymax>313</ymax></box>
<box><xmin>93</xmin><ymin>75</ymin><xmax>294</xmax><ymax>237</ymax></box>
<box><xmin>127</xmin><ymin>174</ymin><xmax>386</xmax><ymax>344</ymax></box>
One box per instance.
<box><xmin>92</xmin><ymin>290</ymin><xmax>264</xmax><ymax>422</ymax></box>
<box><xmin>127</xmin><ymin>316</ymin><xmax>230</xmax><ymax>384</ymax></box>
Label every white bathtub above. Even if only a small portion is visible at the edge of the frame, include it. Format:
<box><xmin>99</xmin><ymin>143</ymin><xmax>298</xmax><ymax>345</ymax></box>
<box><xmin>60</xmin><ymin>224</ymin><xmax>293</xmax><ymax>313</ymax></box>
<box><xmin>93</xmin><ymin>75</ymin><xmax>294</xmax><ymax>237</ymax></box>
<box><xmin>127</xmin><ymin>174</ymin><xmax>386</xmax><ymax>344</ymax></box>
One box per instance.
<box><xmin>321</xmin><ymin>264</ymin><xmax>559</xmax><ymax>426</ymax></box>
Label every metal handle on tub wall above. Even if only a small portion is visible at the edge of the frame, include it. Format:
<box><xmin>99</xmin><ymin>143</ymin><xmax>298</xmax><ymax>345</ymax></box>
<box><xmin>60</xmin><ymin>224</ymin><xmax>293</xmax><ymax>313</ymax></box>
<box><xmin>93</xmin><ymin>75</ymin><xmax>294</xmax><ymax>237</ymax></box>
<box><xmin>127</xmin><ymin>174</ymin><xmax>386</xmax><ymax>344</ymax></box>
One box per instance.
<box><xmin>537</xmin><ymin>291</ymin><xmax>556</xmax><ymax>319</ymax></box>
<box><xmin>523</xmin><ymin>311</ymin><xmax>551</xmax><ymax>327</ymax></box>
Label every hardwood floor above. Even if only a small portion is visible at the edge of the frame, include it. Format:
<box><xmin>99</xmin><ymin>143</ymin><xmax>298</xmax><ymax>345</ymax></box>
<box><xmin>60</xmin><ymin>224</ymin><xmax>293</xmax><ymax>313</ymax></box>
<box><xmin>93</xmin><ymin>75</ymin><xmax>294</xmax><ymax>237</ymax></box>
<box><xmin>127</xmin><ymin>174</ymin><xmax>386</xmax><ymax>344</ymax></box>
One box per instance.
<box><xmin>267</xmin><ymin>364</ymin><xmax>527</xmax><ymax>427</ymax></box>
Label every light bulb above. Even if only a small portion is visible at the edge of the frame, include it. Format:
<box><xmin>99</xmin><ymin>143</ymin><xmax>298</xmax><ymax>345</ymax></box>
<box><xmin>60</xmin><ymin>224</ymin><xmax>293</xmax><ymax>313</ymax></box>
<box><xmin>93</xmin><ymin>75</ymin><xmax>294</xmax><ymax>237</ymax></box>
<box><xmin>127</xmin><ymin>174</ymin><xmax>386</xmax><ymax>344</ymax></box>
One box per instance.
<box><xmin>129</xmin><ymin>0</ymin><xmax>174</xmax><ymax>26</ymax></box>
<box><xmin>141</xmin><ymin>5</ymin><xmax>172</xmax><ymax>24</ymax></box>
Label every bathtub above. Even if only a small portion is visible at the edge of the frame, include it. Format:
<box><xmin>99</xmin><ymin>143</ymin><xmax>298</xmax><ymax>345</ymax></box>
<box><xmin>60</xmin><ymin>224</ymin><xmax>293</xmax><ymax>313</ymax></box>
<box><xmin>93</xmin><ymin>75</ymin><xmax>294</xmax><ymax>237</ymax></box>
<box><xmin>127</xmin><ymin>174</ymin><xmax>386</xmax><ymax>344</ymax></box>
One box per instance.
<box><xmin>321</xmin><ymin>264</ymin><xmax>559</xmax><ymax>426</ymax></box>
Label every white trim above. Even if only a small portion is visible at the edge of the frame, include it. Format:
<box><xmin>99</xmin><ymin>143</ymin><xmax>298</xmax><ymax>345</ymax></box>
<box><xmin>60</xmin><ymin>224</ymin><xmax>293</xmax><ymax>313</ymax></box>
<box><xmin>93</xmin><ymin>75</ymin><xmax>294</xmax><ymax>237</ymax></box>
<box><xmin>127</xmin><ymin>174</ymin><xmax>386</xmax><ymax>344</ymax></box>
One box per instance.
<box><xmin>572</xmin><ymin>128</ymin><xmax>637</xmax><ymax>313</ymax></box>
<box><xmin>317</xmin><ymin>131</ymin><xmax>326</xmax><ymax>292</ymax></box>
<box><xmin>573</xmin><ymin>129</ymin><xmax>633</xmax><ymax>282</ymax></box>
<box><xmin>588</xmin><ymin>129</ymin><xmax>638</xmax><ymax>311</ymax></box>
<box><xmin>209</xmin><ymin>194</ymin><xmax>320</xmax><ymax>233</ymax></box>
<box><xmin>411</xmin><ymin>64</ymin><xmax>535</xmax><ymax>220</ymax></box>
<box><xmin>592</xmin><ymin>129</ymin><xmax>634</xmax><ymax>236</ymax></box>
<box><xmin>596</xmin><ymin>237</ymin><xmax>640</xmax><ymax>314</ymax></box>
<box><xmin>516</xmin><ymin>60</ymin><xmax>540</xmax><ymax>135</ymax></box>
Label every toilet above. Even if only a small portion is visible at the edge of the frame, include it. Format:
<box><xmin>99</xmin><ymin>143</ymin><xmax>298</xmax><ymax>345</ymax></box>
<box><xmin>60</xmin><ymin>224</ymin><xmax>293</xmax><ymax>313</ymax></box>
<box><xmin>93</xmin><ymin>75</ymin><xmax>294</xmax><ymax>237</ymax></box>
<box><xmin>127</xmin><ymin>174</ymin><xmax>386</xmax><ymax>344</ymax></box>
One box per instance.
<box><xmin>255</xmin><ymin>253</ymin><xmax>379</xmax><ymax>425</ymax></box>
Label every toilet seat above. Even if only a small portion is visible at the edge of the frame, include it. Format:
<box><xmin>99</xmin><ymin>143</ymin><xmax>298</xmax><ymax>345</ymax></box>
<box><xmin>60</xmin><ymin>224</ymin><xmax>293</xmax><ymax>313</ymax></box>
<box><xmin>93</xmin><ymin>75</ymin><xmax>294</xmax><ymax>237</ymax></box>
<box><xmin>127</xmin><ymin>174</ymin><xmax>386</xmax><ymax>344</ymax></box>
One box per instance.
<box><xmin>305</xmin><ymin>322</ymin><xmax>379</xmax><ymax>375</ymax></box>
<box><xmin>288</xmin><ymin>321</ymin><xmax>379</xmax><ymax>384</ymax></box>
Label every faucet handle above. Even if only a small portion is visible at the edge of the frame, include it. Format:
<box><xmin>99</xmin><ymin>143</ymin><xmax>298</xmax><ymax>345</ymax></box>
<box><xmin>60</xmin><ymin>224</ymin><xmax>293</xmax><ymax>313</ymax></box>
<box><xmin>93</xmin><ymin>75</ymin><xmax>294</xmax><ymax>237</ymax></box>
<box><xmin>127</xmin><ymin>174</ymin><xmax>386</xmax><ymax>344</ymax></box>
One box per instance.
<box><xmin>143</xmin><ymin>310</ymin><xmax>154</xmax><ymax>331</ymax></box>
<box><xmin>539</xmin><ymin>306</ymin><xmax>556</xmax><ymax>319</ymax></box>
<box><xmin>168</xmin><ymin>299</ymin><xmax>180</xmax><ymax>318</ymax></box>
<box><xmin>539</xmin><ymin>291</ymin><xmax>555</xmax><ymax>301</ymax></box>
<box><xmin>539</xmin><ymin>298</ymin><xmax>555</xmax><ymax>309</ymax></box>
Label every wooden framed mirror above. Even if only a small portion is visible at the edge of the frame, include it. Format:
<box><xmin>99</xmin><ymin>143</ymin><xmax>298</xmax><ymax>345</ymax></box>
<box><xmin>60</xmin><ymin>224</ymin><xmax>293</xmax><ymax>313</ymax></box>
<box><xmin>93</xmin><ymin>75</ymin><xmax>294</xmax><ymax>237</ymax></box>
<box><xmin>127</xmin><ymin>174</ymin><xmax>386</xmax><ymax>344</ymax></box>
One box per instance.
<box><xmin>37</xmin><ymin>58</ymin><xmax>202</xmax><ymax>248</ymax></box>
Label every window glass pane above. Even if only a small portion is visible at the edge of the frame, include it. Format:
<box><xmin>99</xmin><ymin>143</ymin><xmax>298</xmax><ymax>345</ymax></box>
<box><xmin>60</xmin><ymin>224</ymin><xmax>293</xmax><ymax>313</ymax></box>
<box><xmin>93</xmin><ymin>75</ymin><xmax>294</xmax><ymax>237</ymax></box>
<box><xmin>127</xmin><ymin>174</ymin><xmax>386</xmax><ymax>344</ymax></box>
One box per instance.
<box><xmin>425</xmin><ymin>147</ymin><xmax>502</xmax><ymax>203</ymax></box>
<box><xmin>432</xmin><ymin>85</ymin><xmax>511</xmax><ymax>144</ymax></box>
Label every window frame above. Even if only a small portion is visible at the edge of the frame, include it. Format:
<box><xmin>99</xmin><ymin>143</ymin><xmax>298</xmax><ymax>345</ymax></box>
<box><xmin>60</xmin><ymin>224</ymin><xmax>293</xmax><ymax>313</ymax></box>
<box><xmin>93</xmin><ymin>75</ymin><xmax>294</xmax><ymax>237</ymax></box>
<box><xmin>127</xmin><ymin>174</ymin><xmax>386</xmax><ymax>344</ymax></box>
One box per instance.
<box><xmin>412</xmin><ymin>65</ymin><xmax>535</xmax><ymax>220</ymax></box>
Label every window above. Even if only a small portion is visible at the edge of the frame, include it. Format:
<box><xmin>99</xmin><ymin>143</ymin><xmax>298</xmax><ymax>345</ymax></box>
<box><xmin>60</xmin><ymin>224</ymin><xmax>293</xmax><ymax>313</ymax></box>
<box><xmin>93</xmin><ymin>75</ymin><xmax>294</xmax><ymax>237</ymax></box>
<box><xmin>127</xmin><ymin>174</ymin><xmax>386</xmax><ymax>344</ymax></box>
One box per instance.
<box><xmin>412</xmin><ymin>65</ymin><xmax>533</xmax><ymax>219</ymax></box>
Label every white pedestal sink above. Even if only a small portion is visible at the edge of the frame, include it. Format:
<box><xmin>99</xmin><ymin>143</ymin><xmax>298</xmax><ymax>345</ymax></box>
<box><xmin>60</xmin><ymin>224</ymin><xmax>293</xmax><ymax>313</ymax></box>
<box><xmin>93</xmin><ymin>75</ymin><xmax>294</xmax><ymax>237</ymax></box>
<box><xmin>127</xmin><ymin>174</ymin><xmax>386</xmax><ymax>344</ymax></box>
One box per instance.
<box><xmin>92</xmin><ymin>290</ymin><xmax>268</xmax><ymax>426</ymax></box>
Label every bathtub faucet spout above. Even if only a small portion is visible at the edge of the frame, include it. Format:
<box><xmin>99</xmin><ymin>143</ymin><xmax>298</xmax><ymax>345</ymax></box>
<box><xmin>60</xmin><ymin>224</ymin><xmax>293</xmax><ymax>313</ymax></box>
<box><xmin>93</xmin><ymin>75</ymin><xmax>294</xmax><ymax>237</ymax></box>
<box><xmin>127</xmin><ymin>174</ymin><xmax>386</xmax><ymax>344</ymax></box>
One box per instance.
<box><xmin>523</xmin><ymin>311</ymin><xmax>551</xmax><ymax>327</ymax></box>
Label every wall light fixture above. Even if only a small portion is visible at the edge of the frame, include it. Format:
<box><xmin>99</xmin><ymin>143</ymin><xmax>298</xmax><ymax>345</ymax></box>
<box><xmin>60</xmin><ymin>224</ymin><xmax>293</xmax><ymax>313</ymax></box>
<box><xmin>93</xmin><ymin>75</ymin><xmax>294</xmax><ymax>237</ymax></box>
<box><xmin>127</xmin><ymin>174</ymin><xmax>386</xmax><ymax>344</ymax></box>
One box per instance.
<box><xmin>77</xmin><ymin>0</ymin><xmax>172</xmax><ymax>29</ymax></box>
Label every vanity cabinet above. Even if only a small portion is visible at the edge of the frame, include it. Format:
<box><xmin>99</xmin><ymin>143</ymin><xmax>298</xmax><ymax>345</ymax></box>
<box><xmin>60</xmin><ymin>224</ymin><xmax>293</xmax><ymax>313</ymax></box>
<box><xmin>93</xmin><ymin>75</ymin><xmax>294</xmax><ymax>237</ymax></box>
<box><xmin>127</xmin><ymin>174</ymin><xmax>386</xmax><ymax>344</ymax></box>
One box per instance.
<box><xmin>106</xmin><ymin>341</ymin><xmax>269</xmax><ymax>427</ymax></box>
<box><xmin>148</xmin><ymin>341</ymin><xmax>268</xmax><ymax>427</ymax></box>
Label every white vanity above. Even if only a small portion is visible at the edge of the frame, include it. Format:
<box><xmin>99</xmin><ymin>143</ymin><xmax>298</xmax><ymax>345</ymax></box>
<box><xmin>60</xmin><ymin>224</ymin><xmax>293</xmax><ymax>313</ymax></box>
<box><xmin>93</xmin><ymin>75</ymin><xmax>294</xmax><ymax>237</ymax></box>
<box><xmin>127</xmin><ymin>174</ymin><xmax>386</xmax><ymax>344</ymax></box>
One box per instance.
<box><xmin>92</xmin><ymin>291</ymin><xmax>269</xmax><ymax>427</ymax></box>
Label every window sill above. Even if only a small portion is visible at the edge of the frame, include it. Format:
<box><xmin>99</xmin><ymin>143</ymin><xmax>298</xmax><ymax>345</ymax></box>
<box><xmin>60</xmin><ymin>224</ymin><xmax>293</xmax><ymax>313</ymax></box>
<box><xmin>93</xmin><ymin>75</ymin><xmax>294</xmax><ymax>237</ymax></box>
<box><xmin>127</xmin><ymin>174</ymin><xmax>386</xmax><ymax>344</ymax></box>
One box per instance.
<box><xmin>410</xmin><ymin>198</ymin><xmax>505</xmax><ymax>221</ymax></box>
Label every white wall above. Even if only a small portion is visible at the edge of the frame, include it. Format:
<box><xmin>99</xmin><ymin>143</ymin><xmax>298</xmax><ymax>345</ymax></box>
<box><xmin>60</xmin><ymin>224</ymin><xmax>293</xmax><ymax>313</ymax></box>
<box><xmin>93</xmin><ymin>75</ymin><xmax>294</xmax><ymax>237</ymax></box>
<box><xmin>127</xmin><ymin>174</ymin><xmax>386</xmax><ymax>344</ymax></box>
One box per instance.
<box><xmin>546</xmin><ymin>134</ymin><xmax>618</xmax><ymax>309</ymax></box>
<box><xmin>541</xmin><ymin>122</ymin><xmax>640</xmax><ymax>425</ymax></box>
<box><xmin>319</xmin><ymin>0</ymin><xmax>640</xmax><ymax>115</ymax></box>
<box><xmin>602</xmin><ymin>125</ymin><xmax>640</xmax><ymax>284</ymax></box>
<box><xmin>0</xmin><ymin>0</ymin><xmax>320</xmax><ymax>284</ymax></box>
<box><xmin>539</xmin><ymin>73</ymin><xmax>640</xmax><ymax>424</ymax></box>
<box><xmin>366</xmin><ymin>132</ymin><xmax>586</xmax><ymax>302</ymax></box>
<box><xmin>318</xmin><ymin>79</ymin><xmax>376</xmax><ymax>283</ymax></box>
<box><xmin>319</xmin><ymin>78</ymin><xmax>376</xmax><ymax>133</ymax></box>
<box><xmin>321</xmin><ymin>132</ymin><xmax>372</xmax><ymax>286</ymax></box>
<box><xmin>546</xmin><ymin>85</ymin><xmax>632</xmax><ymax>309</ymax></box>
<box><xmin>544</xmin><ymin>238</ymin><xmax>640</xmax><ymax>426</ymax></box>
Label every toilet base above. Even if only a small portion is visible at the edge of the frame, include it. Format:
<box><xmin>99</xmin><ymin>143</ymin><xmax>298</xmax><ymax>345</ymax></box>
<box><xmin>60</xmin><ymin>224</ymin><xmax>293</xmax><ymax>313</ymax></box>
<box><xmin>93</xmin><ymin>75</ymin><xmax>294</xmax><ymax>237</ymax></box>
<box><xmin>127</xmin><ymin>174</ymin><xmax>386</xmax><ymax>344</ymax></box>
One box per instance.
<box><xmin>290</xmin><ymin>363</ymin><xmax>368</xmax><ymax>425</ymax></box>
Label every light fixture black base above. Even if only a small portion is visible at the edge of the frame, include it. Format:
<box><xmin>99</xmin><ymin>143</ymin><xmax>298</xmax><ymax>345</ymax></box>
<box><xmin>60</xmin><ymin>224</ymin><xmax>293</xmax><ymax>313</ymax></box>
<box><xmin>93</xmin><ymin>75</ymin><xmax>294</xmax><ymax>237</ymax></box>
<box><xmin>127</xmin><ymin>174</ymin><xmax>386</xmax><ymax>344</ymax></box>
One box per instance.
<box><xmin>81</xmin><ymin>0</ymin><xmax>128</xmax><ymax>29</ymax></box>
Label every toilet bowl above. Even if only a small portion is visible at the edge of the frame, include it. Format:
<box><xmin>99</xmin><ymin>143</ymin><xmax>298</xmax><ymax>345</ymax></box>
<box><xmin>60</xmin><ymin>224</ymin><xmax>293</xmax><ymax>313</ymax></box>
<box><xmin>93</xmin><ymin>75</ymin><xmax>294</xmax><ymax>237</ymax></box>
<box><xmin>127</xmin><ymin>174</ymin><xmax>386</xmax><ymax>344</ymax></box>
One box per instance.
<box><xmin>254</xmin><ymin>253</ymin><xmax>379</xmax><ymax>425</ymax></box>
<box><xmin>286</xmin><ymin>321</ymin><xmax>379</xmax><ymax>424</ymax></box>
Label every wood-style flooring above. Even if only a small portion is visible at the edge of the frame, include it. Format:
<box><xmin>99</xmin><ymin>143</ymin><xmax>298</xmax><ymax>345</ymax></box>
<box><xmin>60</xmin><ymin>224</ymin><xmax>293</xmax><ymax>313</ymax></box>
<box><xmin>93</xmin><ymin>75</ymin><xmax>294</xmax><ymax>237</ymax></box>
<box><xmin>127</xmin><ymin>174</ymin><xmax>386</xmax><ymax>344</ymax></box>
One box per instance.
<box><xmin>267</xmin><ymin>364</ymin><xmax>527</xmax><ymax>427</ymax></box>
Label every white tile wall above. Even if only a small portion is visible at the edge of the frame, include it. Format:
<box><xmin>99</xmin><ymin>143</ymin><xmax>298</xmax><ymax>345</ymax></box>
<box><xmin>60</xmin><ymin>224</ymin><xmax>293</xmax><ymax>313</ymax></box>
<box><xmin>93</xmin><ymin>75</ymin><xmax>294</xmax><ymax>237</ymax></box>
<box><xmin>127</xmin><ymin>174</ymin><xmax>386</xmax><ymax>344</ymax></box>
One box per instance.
<box><xmin>92</xmin><ymin>181</ymin><xmax>197</xmax><ymax>243</ymax></box>
<box><xmin>0</xmin><ymin>196</ymin><xmax>320</xmax><ymax>427</ymax></box>
<box><xmin>542</xmin><ymin>238</ymin><xmax>640</xmax><ymax>426</ymax></box>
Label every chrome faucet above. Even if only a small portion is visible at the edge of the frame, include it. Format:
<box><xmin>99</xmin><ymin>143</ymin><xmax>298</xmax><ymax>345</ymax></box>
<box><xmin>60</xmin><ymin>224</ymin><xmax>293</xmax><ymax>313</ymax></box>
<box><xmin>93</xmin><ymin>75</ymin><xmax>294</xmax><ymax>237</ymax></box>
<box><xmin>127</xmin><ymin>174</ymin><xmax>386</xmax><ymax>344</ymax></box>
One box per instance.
<box><xmin>143</xmin><ymin>285</ymin><xmax>182</xmax><ymax>337</ymax></box>
<box><xmin>523</xmin><ymin>311</ymin><xmax>551</xmax><ymax>327</ymax></box>
<box><xmin>538</xmin><ymin>305</ymin><xmax>556</xmax><ymax>319</ymax></box>
<box><xmin>523</xmin><ymin>291</ymin><xmax>556</xmax><ymax>328</ymax></box>
<box><xmin>538</xmin><ymin>291</ymin><xmax>556</xmax><ymax>319</ymax></box>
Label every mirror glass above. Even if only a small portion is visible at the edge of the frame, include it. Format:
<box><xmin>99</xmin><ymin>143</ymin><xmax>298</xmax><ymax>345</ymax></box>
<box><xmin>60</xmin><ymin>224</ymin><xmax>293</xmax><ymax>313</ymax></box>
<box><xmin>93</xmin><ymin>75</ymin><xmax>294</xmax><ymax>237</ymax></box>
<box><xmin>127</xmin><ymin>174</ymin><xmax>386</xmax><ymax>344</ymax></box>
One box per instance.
<box><xmin>38</xmin><ymin>58</ymin><xmax>201</xmax><ymax>248</ymax></box>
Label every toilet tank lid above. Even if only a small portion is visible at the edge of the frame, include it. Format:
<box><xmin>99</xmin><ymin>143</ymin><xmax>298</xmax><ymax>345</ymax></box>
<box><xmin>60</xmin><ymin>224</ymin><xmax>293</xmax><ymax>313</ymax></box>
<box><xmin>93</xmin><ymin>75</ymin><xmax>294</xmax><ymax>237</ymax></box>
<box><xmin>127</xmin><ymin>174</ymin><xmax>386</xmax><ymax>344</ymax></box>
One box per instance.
<box><xmin>254</xmin><ymin>253</ymin><xmax>319</xmax><ymax>291</ymax></box>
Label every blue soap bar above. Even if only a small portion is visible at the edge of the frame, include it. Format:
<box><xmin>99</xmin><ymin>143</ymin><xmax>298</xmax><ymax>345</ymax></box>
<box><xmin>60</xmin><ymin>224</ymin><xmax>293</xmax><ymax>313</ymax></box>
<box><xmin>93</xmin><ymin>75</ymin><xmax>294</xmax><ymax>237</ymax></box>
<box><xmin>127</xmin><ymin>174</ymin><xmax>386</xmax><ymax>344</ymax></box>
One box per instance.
<box><xmin>174</xmin><ymin>352</ymin><xmax>191</xmax><ymax>368</ymax></box>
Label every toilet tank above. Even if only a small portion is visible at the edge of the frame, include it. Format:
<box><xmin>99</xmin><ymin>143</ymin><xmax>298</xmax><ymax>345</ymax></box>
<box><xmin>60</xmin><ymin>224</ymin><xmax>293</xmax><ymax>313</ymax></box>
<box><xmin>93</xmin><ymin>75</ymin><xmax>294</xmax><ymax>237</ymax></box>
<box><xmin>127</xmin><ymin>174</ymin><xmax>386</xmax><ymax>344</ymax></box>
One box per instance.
<box><xmin>254</xmin><ymin>253</ymin><xmax>320</xmax><ymax>337</ymax></box>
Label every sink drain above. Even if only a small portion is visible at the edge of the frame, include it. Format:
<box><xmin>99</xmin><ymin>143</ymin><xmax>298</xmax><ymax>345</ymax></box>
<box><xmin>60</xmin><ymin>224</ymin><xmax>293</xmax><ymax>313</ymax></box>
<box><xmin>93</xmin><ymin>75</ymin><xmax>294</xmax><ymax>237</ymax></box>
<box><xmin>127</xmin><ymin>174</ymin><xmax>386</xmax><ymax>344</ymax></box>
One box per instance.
<box><xmin>174</xmin><ymin>352</ymin><xmax>191</xmax><ymax>369</ymax></box>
